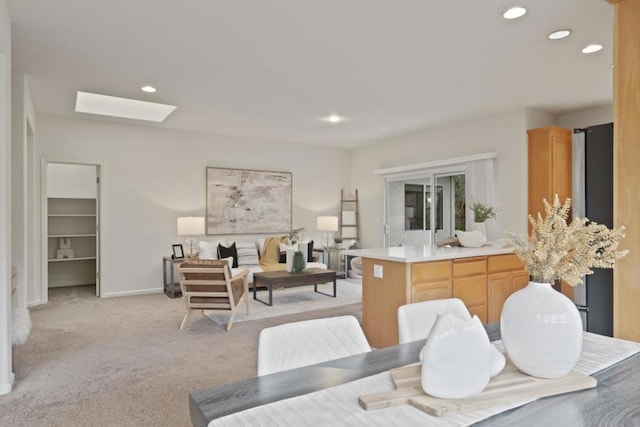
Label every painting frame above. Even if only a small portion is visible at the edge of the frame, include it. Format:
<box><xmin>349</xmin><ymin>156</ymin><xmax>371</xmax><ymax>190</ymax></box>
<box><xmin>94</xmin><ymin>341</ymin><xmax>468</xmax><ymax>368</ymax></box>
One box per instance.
<box><xmin>206</xmin><ymin>167</ymin><xmax>292</xmax><ymax>235</ymax></box>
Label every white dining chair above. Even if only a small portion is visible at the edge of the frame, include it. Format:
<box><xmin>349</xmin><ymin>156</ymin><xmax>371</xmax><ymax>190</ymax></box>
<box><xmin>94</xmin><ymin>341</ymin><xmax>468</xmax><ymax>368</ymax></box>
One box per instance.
<box><xmin>397</xmin><ymin>298</ymin><xmax>471</xmax><ymax>344</ymax></box>
<box><xmin>257</xmin><ymin>315</ymin><xmax>371</xmax><ymax>376</ymax></box>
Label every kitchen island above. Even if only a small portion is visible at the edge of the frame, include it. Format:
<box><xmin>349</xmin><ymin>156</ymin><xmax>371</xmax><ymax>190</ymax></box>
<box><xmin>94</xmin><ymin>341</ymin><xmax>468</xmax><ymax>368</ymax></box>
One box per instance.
<box><xmin>343</xmin><ymin>244</ymin><xmax>530</xmax><ymax>348</ymax></box>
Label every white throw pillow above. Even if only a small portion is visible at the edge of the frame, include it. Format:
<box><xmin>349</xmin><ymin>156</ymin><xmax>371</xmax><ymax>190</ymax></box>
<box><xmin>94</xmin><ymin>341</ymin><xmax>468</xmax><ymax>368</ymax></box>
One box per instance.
<box><xmin>221</xmin><ymin>256</ymin><xmax>234</xmax><ymax>270</ymax></box>
<box><xmin>454</xmin><ymin>230</ymin><xmax>487</xmax><ymax>248</ymax></box>
<box><xmin>198</xmin><ymin>241</ymin><xmax>223</xmax><ymax>260</ymax></box>
<box><xmin>236</xmin><ymin>242</ymin><xmax>260</xmax><ymax>267</ymax></box>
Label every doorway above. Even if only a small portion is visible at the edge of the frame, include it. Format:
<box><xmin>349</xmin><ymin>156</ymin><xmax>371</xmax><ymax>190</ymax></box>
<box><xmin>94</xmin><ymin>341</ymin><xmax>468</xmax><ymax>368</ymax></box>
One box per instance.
<box><xmin>41</xmin><ymin>161</ymin><xmax>102</xmax><ymax>302</ymax></box>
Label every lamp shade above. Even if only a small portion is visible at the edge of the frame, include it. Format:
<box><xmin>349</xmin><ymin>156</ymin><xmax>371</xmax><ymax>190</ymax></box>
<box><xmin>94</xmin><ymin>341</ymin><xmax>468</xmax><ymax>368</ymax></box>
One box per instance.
<box><xmin>177</xmin><ymin>217</ymin><xmax>205</xmax><ymax>236</ymax></box>
<box><xmin>317</xmin><ymin>216</ymin><xmax>339</xmax><ymax>232</ymax></box>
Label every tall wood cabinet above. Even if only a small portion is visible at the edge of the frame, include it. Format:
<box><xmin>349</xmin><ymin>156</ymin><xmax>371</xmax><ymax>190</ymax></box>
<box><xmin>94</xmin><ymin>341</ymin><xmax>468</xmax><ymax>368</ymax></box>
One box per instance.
<box><xmin>527</xmin><ymin>126</ymin><xmax>574</xmax><ymax>300</ymax></box>
<box><xmin>527</xmin><ymin>126</ymin><xmax>572</xmax><ymax>221</ymax></box>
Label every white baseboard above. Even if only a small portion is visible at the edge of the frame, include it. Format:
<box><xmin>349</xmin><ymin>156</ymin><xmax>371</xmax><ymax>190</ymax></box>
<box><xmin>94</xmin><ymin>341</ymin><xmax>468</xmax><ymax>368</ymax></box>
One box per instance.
<box><xmin>101</xmin><ymin>288</ymin><xmax>164</xmax><ymax>298</ymax></box>
<box><xmin>0</xmin><ymin>373</ymin><xmax>14</xmax><ymax>395</ymax></box>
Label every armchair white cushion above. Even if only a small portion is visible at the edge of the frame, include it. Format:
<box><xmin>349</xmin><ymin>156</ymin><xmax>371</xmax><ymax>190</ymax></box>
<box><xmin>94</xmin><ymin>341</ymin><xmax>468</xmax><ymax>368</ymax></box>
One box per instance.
<box><xmin>397</xmin><ymin>298</ymin><xmax>471</xmax><ymax>344</ymax></box>
<box><xmin>257</xmin><ymin>315</ymin><xmax>371</xmax><ymax>376</ymax></box>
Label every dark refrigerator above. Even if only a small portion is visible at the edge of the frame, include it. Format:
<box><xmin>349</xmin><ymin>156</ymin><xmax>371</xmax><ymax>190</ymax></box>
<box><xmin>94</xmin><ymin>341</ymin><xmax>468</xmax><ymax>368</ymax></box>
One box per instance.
<box><xmin>573</xmin><ymin>123</ymin><xmax>614</xmax><ymax>336</ymax></box>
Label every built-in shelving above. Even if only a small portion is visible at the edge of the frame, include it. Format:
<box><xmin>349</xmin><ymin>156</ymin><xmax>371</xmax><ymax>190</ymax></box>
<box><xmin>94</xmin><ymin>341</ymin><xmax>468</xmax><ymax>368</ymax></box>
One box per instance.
<box><xmin>48</xmin><ymin>213</ymin><xmax>96</xmax><ymax>217</ymax></box>
<box><xmin>49</xmin><ymin>234</ymin><xmax>97</xmax><ymax>238</ymax></box>
<box><xmin>48</xmin><ymin>256</ymin><xmax>97</xmax><ymax>263</ymax></box>
<box><xmin>47</xmin><ymin>197</ymin><xmax>98</xmax><ymax>288</ymax></box>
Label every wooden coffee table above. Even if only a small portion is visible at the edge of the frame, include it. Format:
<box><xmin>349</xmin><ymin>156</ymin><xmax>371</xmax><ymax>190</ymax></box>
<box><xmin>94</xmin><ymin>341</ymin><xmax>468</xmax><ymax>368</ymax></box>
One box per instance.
<box><xmin>253</xmin><ymin>268</ymin><xmax>337</xmax><ymax>306</ymax></box>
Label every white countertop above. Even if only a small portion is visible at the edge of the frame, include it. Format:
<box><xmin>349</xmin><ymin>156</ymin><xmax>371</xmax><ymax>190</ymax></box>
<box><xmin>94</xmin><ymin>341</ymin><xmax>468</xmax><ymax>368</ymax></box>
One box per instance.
<box><xmin>342</xmin><ymin>242</ymin><xmax>514</xmax><ymax>263</ymax></box>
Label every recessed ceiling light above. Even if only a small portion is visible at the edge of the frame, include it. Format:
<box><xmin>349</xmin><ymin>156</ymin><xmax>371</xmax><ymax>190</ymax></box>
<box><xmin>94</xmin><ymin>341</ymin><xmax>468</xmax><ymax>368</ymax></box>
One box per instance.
<box><xmin>321</xmin><ymin>114</ymin><xmax>346</xmax><ymax>124</ymax></box>
<box><xmin>548</xmin><ymin>30</ymin><xmax>571</xmax><ymax>40</ymax></box>
<box><xmin>503</xmin><ymin>7</ymin><xmax>527</xmax><ymax>20</ymax></box>
<box><xmin>141</xmin><ymin>85</ymin><xmax>157</xmax><ymax>93</ymax></box>
<box><xmin>582</xmin><ymin>44</ymin><xmax>603</xmax><ymax>54</ymax></box>
<box><xmin>75</xmin><ymin>91</ymin><xmax>176</xmax><ymax>122</ymax></box>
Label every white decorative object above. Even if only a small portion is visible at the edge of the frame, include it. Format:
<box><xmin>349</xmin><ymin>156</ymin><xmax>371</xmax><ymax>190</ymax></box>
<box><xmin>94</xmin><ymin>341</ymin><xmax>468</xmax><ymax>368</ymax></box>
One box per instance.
<box><xmin>473</xmin><ymin>221</ymin><xmax>487</xmax><ymax>237</ymax></box>
<box><xmin>285</xmin><ymin>249</ymin><xmax>296</xmax><ymax>272</ymax></box>
<box><xmin>56</xmin><ymin>237</ymin><xmax>74</xmax><ymax>259</ymax></box>
<box><xmin>454</xmin><ymin>230</ymin><xmax>487</xmax><ymax>248</ymax></box>
<box><xmin>420</xmin><ymin>313</ymin><xmax>492</xmax><ymax>399</ymax></box>
<box><xmin>490</xmin><ymin>345</ymin><xmax>506</xmax><ymax>377</ymax></box>
<box><xmin>419</xmin><ymin>342</ymin><xmax>505</xmax><ymax>378</ymax></box>
<box><xmin>501</xmin><ymin>281</ymin><xmax>583</xmax><ymax>379</ymax></box>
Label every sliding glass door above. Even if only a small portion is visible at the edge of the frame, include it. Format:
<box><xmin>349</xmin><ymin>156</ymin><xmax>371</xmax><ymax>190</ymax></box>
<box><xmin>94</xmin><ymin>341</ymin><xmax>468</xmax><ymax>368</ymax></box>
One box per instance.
<box><xmin>384</xmin><ymin>171</ymin><xmax>465</xmax><ymax>247</ymax></box>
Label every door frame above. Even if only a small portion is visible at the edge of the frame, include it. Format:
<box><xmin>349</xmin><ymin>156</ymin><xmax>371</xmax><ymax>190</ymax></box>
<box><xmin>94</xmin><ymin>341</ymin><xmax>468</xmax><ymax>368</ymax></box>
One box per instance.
<box><xmin>40</xmin><ymin>158</ymin><xmax>105</xmax><ymax>303</ymax></box>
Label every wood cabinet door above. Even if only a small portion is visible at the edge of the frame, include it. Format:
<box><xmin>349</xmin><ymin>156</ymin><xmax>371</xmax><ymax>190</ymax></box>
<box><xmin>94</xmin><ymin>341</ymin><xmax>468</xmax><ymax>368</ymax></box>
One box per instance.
<box><xmin>412</xmin><ymin>261</ymin><xmax>451</xmax><ymax>282</ymax></box>
<box><xmin>511</xmin><ymin>270</ymin><xmax>530</xmax><ymax>294</ymax></box>
<box><xmin>488</xmin><ymin>272</ymin><xmax>510</xmax><ymax>323</ymax></box>
<box><xmin>412</xmin><ymin>279</ymin><xmax>452</xmax><ymax>303</ymax></box>
<box><xmin>551</xmin><ymin>132</ymin><xmax>572</xmax><ymax>204</ymax></box>
<box><xmin>453</xmin><ymin>275</ymin><xmax>487</xmax><ymax>323</ymax></box>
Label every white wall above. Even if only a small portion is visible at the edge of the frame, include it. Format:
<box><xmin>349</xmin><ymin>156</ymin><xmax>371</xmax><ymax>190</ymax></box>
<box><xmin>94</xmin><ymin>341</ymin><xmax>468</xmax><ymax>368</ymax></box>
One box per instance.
<box><xmin>0</xmin><ymin>0</ymin><xmax>12</xmax><ymax>395</ymax></box>
<box><xmin>34</xmin><ymin>114</ymin><xmax>350</xmax><ymax>299</ymax></box>
<box><xmin>556</xmin><ymin>104</ymin><xmax>613</xmax><ymax>129</ymax></box>
<box><xmin>350</xmin><ymin>109</ymin><xmax>529</xmax><ymax>247</ymax></box>
<box><xmin>12</xmin><ymin>74</ymin><xmax>37</xmax><ymax>311</ymax></box>
<box><xmin>47</xmin><ymin>163</ymin><xmax>97</xmax><ymax>198</ymax></box>
<box><xmin>525</xmin><ymin>109</ymin><xmax>556</xmax><ymax>129</ymax></box>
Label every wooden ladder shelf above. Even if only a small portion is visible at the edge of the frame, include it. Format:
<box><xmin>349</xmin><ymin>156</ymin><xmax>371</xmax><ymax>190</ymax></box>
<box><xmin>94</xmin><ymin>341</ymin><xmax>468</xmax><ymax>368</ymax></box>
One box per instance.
<box><xmin>339</xmin><ymin>189</ymin><xmax>360</xmax><ymax>242</ymax></box>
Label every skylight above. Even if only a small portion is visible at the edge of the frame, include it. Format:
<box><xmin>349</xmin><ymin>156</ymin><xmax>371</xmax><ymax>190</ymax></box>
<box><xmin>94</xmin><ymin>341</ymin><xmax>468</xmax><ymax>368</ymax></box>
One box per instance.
<box><xmin>75</xmin><ymin>91</ymin><xmax>176</xmax><ymax>122</ymax></box>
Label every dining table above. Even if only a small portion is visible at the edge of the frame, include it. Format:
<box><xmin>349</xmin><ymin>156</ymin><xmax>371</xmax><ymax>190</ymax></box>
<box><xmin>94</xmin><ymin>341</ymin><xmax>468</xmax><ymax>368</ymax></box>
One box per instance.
<box><xmin>189</xmin><ymin>323</ymin><xmax>640</xmax><ymax>426</ymax></box>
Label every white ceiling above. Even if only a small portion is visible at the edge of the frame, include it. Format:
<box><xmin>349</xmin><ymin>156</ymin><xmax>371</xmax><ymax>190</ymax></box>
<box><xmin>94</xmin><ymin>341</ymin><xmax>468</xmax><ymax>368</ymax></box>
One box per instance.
<box><xmin>7</xmin><ymin>0</ymin><xmax>613</xmax><ymax>148</ymax></box>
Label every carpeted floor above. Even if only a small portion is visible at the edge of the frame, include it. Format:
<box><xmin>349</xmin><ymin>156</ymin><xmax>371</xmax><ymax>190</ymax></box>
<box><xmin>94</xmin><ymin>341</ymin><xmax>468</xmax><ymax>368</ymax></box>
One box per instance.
<box><xmin>1</xmin><ymin>285</ymin><xmax>362</xmax><ymax>426</ymax></box>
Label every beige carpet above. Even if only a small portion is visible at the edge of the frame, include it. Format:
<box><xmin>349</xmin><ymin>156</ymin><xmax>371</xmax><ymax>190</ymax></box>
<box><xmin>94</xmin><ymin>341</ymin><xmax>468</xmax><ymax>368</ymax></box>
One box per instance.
<box><xmin>0</xmin><ymin>285</ymin><xmax>362</xmax><ymax>427</ymax></box>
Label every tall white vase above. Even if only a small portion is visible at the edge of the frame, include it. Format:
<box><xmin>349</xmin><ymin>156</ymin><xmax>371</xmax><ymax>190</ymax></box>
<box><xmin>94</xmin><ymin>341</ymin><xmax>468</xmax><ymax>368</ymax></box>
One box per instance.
<box><xmin>500</xmin><ymin>281</ymin><xmax>583</xmax><ymax>379</ymax></box>
<box><xmin>473</xmin><ymin>221</ymin><xmax>487</xmax><ymax>238</ymax></box>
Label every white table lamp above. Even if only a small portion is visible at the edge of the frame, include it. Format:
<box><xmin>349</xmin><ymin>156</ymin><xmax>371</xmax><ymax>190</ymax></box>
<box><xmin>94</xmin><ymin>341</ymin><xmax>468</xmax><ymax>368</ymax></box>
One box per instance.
<box><xmin>317</xmin><ymin>216</ymin><xmax>339</xmax><ymax>249</ymax></box>
<box><xmin>177</xmin><ymin>216</ymin><xmax>205</xmax><ymax>258</ymax></box>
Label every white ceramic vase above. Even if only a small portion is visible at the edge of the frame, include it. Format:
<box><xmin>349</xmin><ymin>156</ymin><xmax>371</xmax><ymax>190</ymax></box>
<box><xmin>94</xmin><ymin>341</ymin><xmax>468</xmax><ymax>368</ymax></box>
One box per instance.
<box><xmin>421</xmin><ymin>313</ymin><xmax>492</xmax><ymax>399</ymax></box>
<box><xmin>473</xmin><ymin>221</ymin><xmax>487</xmax><ymax>238</ymax></box>
<box><xmin>501</xmin><ymin>281</ymin><xmax>583</xmax><ymax>379</ymax></box>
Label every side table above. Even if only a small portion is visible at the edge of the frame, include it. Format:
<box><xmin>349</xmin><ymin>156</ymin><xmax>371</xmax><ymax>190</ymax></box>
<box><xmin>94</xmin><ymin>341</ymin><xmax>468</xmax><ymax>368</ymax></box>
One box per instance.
<box><xmin>313</xmin><ymin>248</ymin><xmax>345</xmax><ymax>278</ymax></box>
<box><xmin>163</xmin><ymin>256</ymin><xmax>184</xmax><ymax>298</ymax></box>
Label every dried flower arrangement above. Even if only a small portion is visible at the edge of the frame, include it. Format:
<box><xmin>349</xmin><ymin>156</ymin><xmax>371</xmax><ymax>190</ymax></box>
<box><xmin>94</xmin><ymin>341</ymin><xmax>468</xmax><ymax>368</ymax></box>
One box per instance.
<box><xmin>505</xmin><ymin>195</ymin><xmax>628</xmax><ymax>286</ymax></box>
<box><xmin>469</xmin><ymin>200</ymin><xmax>498</xmax><ymax>222</ymax></box>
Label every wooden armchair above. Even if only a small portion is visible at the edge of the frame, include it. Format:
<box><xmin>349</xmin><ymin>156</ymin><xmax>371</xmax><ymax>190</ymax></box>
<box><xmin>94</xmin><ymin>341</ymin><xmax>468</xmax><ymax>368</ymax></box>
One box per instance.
<box><xmin>177</xmin><ymin>259</ymin><xmax>249</xmax><ymax>331</ymax></box>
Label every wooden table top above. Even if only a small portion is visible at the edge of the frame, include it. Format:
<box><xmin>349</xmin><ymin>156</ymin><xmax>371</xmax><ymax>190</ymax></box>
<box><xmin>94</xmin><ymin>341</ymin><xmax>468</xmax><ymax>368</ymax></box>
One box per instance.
<box><xmin>253</xmin><ymin>268</ymin><xmax>336</xmax><ymax>280</ymax></box>
<box><xmin>189</xmin><ymin>324</ymin><xmax>640</xmax><ymax>426</ymax></box>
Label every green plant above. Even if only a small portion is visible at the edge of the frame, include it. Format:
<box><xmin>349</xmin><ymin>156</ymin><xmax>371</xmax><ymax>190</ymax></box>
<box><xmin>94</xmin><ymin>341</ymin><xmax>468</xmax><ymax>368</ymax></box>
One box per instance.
<box><xmin>291</xmin><ymin>251</ymin><xmax>306</xmax><ymax>274</ymax></box>
<box><xmin>470</xmin><ymin>200</ymin><xmax>498</xmax><ymax>222</ymax></box>
<box><xmin>505</xmin><ymin>195</ymin><xmax>627</xmax><ymax>286</ymax></box>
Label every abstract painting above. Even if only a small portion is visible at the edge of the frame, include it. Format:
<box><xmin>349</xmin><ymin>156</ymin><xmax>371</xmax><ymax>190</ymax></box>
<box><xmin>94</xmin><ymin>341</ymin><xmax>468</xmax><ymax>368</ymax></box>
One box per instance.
<box><xmin>206</xmin><ymin>167</ymin><xmax>292</xmax><ymax>235</ymax></box>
